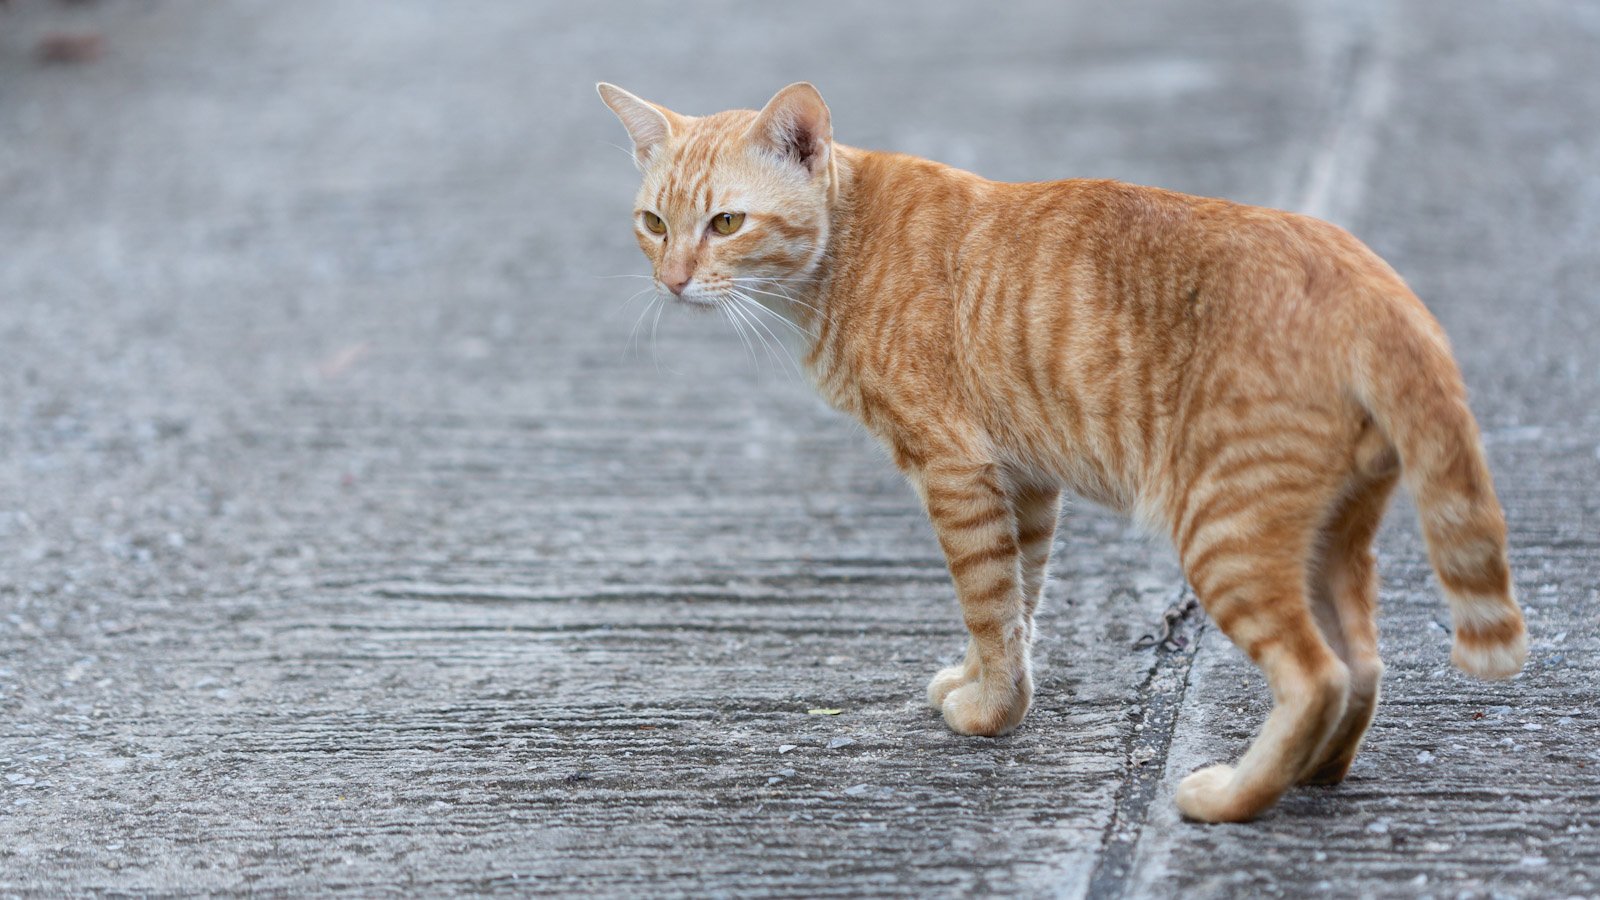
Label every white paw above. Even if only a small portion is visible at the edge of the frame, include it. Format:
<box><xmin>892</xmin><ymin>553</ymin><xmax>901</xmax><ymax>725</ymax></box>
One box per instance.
<box><xmin>1175</xmin><ymin>764</ymin><xmax>1243</xmax><ymax>823</ymax></box>
<box><xmin>940</xmin><ymin>676</ymin><xmax>1030</xmax><ymax>737</ymax></box>
<box><xmin>926</xmin><ymin>663</ymin><xmax>978</xmax><ymax>709</ymax></box>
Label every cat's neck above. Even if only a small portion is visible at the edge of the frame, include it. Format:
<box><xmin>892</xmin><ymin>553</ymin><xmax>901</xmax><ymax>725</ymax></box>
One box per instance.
<box><xmin>765</xmin><ymin>145</ymin><xmax>980</xmax><ymax>362</ymax></box>
<box><xmin>807</xmin><ymin>144</ymin><xmax>978</xmax><ymax>322</ymax></box>
<box><xmin>745</xmin><ymin>145</ymin><xmax>867</xmax><ymax>344</ymax></box>
<box><xmin>785</xmin><ymin>144</ymin><xmax>878</xmax><ymax>334</ymax></box>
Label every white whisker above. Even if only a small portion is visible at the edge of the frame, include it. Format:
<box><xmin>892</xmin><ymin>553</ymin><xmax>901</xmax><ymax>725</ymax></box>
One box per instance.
<box><xmin>609</xmin><ymin>286</ymin><xmax>656</xmax><ymax>320</ymax></box>
<box><xmin>730</xmin><ymin>293</ymin><xmax>803</xmax><ymax>376</ymax></box>
<box><xmin>601</xmin><ymin>140</ymin><xmax>637</xmax><ymax>162</ymax></box>
<box><xmin>649</xmin><ymin>293</ymin><xmax>668</xmax><ymax>371</ymax></box>
<box><xmin>731</xmin><ymin>278</ymin><xmax>827</xmax><ymax>319</ymax></box>
<box><xmin>731</xmin><ymin>289</ymin><xmax>818</xmax><ymax>343</ymax></box>
<box><xmin>720</xmin><ymin>302</ymin><xmax>760</xmax><ymax>371</ymax></box>
<box><xmin>624</xmin><ymin>294</ymin><xmax>662</xmax><ymax>361</ymax></box>
<box><xmin>726</xmin><ymin>299</ymin><xmax>779</xmax><ymax>374</ymax></box>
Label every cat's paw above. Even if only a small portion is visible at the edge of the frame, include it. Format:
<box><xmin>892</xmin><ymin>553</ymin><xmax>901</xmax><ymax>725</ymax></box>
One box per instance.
<box><xmin>926</xmin><ymin>663</ymin><xmax>978</xmax><ymax>709</ymax></box>
<box><xmin>940</xmin><ymin>677</ymin><xmax>1030</xmax><ymax>737</ymax></box>
<box><xmin>1175</xmin><ymin>764</ymin><xmax>1249</xmax><ymax>823</ymax></box>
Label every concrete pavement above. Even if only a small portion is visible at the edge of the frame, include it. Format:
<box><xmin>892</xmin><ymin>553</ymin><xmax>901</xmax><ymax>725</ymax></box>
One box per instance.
<box><xmin>1</xmin><ymin>1</ymin><xmax>1596</xmax><ymax>896</ymax></box>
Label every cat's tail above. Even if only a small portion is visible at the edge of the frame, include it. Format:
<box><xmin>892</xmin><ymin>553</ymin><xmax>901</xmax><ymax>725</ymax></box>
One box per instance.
<box><xmin>1350</xmin><ymin>292</ymin><xmax>1526</xmax><ymax>680</ymax></box>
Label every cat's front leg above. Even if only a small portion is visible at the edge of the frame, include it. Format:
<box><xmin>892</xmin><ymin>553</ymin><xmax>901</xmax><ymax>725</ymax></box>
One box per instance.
<box><xmin>917</xmin><ymin>460</ymin><xmax>1033</xmax><ymax>737</ymax></box>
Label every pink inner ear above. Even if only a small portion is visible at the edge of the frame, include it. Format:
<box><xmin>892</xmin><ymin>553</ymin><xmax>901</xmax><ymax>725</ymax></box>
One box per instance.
<box><xmin>751</xmin><ymin>86</ymin><xmax>831</xmax><ymax>174</ymax></box>
<box><xmin>776</xmin><ymin>113</ymin><xmax>823</xmax><ymax>166</ymax></box>
<box><xmin>766</xmin><ymin>113</ymin><xmax>827</xmax><ymax>173</ymax></box>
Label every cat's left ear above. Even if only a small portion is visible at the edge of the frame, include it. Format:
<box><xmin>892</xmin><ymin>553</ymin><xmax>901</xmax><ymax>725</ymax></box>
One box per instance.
<box><xmin>746</xmin><ymin>82</ymin><xmax>832</xmax><ymax>177</ymax></box>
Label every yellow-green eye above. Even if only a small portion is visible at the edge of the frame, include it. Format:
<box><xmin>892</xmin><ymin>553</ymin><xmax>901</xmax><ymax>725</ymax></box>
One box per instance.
<box><xmin>642</xmin><ymin>211</ymin><xmax>666</xmax><ymax>235</ymax></box>
<box><xmin>711</xmin><ymin>212</ymin><xmax>745</xmax><ymax>236</ymax></box>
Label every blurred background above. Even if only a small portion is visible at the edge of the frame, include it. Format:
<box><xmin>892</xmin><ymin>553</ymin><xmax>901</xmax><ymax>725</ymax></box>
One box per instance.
<box><xmin>1</xmin><ymin>1</ymin><xmax>1597</xmax><ymax>896</ymax></box>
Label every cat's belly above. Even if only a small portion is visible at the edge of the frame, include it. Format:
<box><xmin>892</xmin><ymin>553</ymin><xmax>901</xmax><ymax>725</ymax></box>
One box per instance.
<box><xmin>990</xmin><ymin>403</ymin><xmax>1177</xmax><ymax>529</ymax></box>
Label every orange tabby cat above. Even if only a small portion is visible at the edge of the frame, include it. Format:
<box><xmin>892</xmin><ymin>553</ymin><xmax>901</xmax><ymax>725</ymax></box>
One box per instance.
<box><xmin>598</xmin><ymin>81</ymin><xmax>1526</xmax><ymax>822</ymax></box>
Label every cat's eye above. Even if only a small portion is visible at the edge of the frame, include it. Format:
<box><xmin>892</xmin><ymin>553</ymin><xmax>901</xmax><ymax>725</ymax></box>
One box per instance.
<box><xmin>642</xmin><ymin>211</ymin><xmax>667</xmax><ymax>235</ymax></box>
<box><xmin>711</xmin><ymin>212</ymin><xmax>746</xmax><ymax>236</ymax></box>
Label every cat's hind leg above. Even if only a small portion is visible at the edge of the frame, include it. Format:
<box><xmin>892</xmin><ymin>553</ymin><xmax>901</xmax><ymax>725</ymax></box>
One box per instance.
<box><xmin>918</xmin><ymin>460</ymin><xmax>1032</xmax><ymax>737</ymax></box>
<box><xmin>1300</xmin><ymin>465</ymin><xmax>1400</xmax><ymax>785</ymax></box>
<box><xmin>1173</xmin><ymin>478</ymin><xmax>1351</xmax><ymax>822</ymax></box>
<box><xmin>1014</xmin><ymin>482</ymin><xmax>1062</xmax><ymax>642</ymax></box>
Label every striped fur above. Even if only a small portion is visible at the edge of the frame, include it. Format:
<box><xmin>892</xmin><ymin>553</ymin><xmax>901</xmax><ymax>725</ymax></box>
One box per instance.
<box><xmin>600</xmin><ymin>83</ymin><xmax>1526</xmax><ymax>823</ymax></box>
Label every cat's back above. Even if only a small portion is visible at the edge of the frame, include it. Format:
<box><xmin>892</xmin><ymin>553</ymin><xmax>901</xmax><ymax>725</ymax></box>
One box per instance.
<box><xmin>971</xmin><ymin>176</ymin><xmax>1288</xmax><ymax>280</ymax></box>
<box><xmin>961</xmin><ymin>174</ymin><xmax>1401</xmax><ymax>338</ymax></box>
<box><xmin>946</xmin><ymin>177</ymin><xmax>1230</xmax><ymax>359</ymax></box>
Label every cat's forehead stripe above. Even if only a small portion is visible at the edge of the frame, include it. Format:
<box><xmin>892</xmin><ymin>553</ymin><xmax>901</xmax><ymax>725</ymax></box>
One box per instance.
<box><xmin>665</xmin><ymin>138</ymin><xmax>725</xmax><ymax>213</ymax></box>
<box><xmin>684</xmin><ymin>143</ymin><xmax>721</xmax><ymax>211</ymax></box>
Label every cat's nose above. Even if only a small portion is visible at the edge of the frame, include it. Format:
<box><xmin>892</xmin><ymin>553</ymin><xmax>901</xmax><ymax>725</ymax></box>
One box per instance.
<box><xmin>660</xmin><ymin>257</ymin><xmax>695</xmax><ymax>296</ymax></box>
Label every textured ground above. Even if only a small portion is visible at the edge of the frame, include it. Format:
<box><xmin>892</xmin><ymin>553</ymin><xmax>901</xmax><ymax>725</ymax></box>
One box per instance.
<box><xmin>1</xmin><ymin>1</ymin><xmax>1596</xmax><ymax>897</ymax></box>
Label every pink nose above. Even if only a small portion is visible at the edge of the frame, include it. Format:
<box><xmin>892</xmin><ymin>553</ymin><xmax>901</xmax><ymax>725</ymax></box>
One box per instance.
<box><xmin>665</xmin><ymin>275</ymin><xmax>691</xmax><ymax>296</ymax></box>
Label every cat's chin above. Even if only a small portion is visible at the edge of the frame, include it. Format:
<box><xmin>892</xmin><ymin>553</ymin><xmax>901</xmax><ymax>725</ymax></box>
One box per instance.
<box><xmin>674</xmin><ymin>294</ymin><xmax>723</xmax><ymax>310</ymax></box>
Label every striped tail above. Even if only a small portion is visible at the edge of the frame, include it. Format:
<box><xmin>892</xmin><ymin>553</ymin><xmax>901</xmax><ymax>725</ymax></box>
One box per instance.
<box><xmin>1352</xmin><ymin>295</ymin><xmax>1527</xmax><ymax>679</ymax></box>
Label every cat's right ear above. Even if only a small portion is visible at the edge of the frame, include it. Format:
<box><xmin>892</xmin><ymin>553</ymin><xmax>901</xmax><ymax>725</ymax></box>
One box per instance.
<box><xmin>746</xmin><ymin>82</ymin><xmax>832</xmax><ymax>177</ymax></box>
<box><xmin>597</xmin><ymin>83</ymin><xmax>679</xmax><ymax>169</ymax></box>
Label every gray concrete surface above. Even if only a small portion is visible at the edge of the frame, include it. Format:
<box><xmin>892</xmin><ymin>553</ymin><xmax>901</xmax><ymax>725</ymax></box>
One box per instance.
<box><xmin>1</xmin><ymin>1</ymin><xmax>1596</xmax><ymax>896</ymax></box>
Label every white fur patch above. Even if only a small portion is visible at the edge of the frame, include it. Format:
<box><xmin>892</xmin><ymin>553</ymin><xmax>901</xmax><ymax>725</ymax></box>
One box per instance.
<box><xmin>1451</xmin><ymin>623</ymin><xmax>1528</xmax><ymax>680</ymax></box>
<box><xmin>1446</xmin><ymin>587</ymin><xmax>1526</xmax><ymax>679</ymax></box>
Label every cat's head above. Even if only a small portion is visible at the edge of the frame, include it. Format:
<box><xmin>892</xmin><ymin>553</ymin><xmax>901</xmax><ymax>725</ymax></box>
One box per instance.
<box><xmin>598</xmin><ymin>82</ymin><xmax>836</xmax><ymax>306</ymax></box>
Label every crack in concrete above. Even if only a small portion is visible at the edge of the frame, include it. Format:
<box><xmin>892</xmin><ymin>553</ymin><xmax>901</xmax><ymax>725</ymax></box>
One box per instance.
<box><xmin>1084</xmin><ymin>586</ymin><xmax>1203</xmax><ymax>900</ymax></box>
